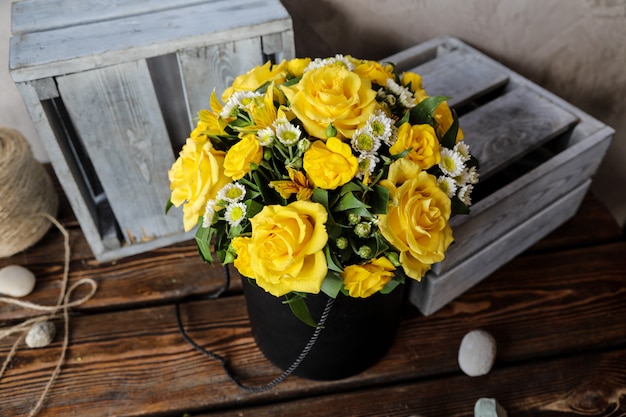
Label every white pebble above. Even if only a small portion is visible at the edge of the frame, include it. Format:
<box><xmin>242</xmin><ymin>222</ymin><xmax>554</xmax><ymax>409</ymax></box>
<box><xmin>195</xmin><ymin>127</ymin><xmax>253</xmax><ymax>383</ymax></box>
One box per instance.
<box><xmin>474</xmin><ymin>398</ymin><xmax>507</xmax><ymax>417</ymax></box>
<box><xmin>458</xmin><ymin>329</ymin><xmax>496</xmax><ymax>377</ymax></box>
<box><xmin>26</xmin><ymin>321</ymin><xmax>56</xmax><ymax>348</ymax></box>
<box><xmin>0</xmin><ymin>265</ymin><xmax>36</xmax><ymax>297</ymax></box>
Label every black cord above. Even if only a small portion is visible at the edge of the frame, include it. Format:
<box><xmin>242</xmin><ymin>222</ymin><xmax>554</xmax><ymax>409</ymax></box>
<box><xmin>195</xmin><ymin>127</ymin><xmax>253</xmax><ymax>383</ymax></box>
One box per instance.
<box><xmin>174</xmin><ymin>266</ymin><xmax>334</xmax><ymax>392</ymax></box>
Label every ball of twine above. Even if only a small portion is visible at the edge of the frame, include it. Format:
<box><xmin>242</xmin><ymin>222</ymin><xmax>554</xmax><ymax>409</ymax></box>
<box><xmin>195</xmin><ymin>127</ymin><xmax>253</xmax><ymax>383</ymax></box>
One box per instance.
<box><xmin>0</xmin><ymin>127</ymin><xmax>58</xmax><ymax>258</ymax></box>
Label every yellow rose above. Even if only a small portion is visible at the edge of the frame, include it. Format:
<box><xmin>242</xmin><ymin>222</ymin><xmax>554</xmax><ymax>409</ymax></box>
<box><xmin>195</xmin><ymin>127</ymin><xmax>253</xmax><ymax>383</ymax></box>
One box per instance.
<box><xmin>352</xmin><ymin>60</ymin><xmax>394</xmax><ymax>86</ymax></box>
<box><xmin>232</xmin><ymin>201</ymin><xmax>329</xmax><ymax>296</ymax></box>
<box><xmin>390</xmin><ymin>123</ymin><xmax>441</xmax><ymax>170</ymax></box>
<box><xmin>223</xmin><ymin>134</ymin><xmax>263</xmax><ymax>180</ymax></box>
<box><xmin>287</xmin><ymin>58</ymin><xmax>311</xmax><ymax>77</ymax></box>
<box><xmin>281</xmin><ymin>65</ymin><xmax>377</xmax><ymax>139</ymax></box>
<box><xmin>222</xmin><ymin>60</ymin><xmax>288</xmax><ymax>102</ymax></box>
<box><xmin>168</xmin><ymin>138</ymin><xmax>230</xmax><ymax>231</ymax></box>
<box><xmin>303</xmin><ymin>137</ymin><xmax>358</xmax><ymax>189</ymax></box>
<box><xmin>342</xmin><ymin>257</ymin><xmax>396</xmax><ymax>298</ymax></box>
<box><xmin>378</xmin><ymin>159</ymin><xmax>453</xmax><ymax>281</ymax></box>
<box><xmin>401</xmin><ymin>71</ymin><xmax>428</xmax><ymax>103</ymax></box>
<box><xmin>434</xmin><ymin>101</ymin><xmax>464</xmax><ymax>142</ymax></box>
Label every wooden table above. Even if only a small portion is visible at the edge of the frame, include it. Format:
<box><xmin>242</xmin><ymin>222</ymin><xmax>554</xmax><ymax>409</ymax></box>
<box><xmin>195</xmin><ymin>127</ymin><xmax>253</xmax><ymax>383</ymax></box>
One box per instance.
<box><xmin>1</xmin><ymin>178</ymin><xmax>625</xmax><ymax>416</ymax></box>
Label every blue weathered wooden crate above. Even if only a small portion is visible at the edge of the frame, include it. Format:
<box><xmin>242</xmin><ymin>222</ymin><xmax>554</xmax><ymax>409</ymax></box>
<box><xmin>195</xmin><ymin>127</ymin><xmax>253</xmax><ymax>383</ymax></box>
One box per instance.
<box><xmin>386</xmin><ymin>37</ymin><xmax>613</xmax><ymax>315</ymax></box>
<box><xmin>10</xmin><ymin>0</ymin><xmax>294</xmax><ymax>262</ymax></box>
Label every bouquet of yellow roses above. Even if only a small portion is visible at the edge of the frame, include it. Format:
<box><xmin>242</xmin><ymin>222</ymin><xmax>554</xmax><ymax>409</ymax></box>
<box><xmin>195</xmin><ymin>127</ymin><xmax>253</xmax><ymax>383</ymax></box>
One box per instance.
<box><xmin>167</xmin><ymin>55</ymin><xmax>478</xmax><ymax>325</ymax></box>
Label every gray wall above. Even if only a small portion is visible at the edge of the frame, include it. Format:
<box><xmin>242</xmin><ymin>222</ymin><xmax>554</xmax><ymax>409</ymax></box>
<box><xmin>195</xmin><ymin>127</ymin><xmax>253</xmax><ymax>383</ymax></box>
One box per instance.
<box><xmin>2</xmin><ymin>0</ymin><xmax>625</xmax><ymax>226</ymax></box>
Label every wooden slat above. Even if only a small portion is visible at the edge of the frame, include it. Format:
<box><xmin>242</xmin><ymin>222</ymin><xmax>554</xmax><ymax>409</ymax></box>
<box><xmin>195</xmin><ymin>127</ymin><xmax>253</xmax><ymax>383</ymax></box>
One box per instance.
<box><xmin>10</xmin><ymin>0</ymin><xmax>292</xmax><ymax>82</ymax></box>
<box><xmin>206</xmin><ymin>349</ymin><xmax>626</xmax><ymax>416</ymax></box>
<box><xmin>2</xmin><ymin>240</ymin><xmax>626</xmax><ymax>416</ymax></box>
<box><xmin>56</xmin><ymin>60</ymin><xmax>183</xmax><ymax>246</ymax></box>
<box><xmin>410</xmin><ymin>48</ymin><xmax>509</xmax><ymax>108</ymax></box>
<box><xmin>178</xmin><ymin>37</ymin><xmax>265</xmax><ymax>122</ymax></box>
<box><xmin>11</xmin><ymin>0</ymin><xmax>221</xmax><ymax>34</ymax></box>
<box><xmin>460</xmin><ymin>86</ymin><xmax>579</xmax><ymax>180</ymax></box>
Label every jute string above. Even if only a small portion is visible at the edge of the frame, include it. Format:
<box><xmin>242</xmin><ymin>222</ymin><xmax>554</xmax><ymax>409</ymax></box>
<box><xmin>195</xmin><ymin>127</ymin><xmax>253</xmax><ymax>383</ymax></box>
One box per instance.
<box><xmin>0</xmin><ymin>213</ymin><xmax>98</xmax><ymax>416</ymax></box>
<box><xmin>0</xmin><ymin>127</ymin><xmax>59</xmax><ymax>258</ymax></box>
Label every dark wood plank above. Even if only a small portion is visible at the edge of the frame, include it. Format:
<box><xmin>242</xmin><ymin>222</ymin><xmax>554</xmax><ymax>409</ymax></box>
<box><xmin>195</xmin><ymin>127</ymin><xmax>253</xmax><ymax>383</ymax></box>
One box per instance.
<box><xmin>206</xmin><ymin>348</ymin><xmax>626</xmax><ymax>417</ymax></box>
<box><xmin>2</xmin><ymin>241</ymin><xmax>625</xmax><ymax>416</ymax></box>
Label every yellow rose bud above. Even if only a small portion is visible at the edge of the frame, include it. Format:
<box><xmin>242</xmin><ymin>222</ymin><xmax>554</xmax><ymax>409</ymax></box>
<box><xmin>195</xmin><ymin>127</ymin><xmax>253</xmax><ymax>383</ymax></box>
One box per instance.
<box><xmin>303</xmin><ymin>137</ymin><xmax>358</xmax><ymax>190</ymax></box>
<box><xmin>434</xmin><ymin>101</ymin><xmax>464</xmax><ymax>142</ymax></box>
<box><xmin>353</xmin><ymin>60</ymin><xmax>394</xmax><ymax>86</ymax></box>
<box><xmin>168</xmin><ymin>138</ymin><xmax>230</xmax><ymax>231</ymax></box>
<box><xmin>223</xmin><ymin>134</ymin><xmax>264</xmax><ymax>180</ymax></box>
<box><xmin>390</xmin><ymin>123</ymin><xmax>441</xmax><ymax>170</ymax></box>
<box><xmin>232</xmin><ymin>201</ymin><xmax>329</xmax><ymax>296</ymax></box>
<box><xmin>378</xmin><ymin>159</ymin><xmax>453</xmax><ymax>281</ymax></box>
<box><xmin>281</xmin><ymin>65</ymin><xmax>377</xmax><ymax>139</ymax></box>
<box><xmin>287</xmin><ymin>57</ymin><xmax>311</xmax><ymax>77</ymax></box>
<box><xmin>222</xmin><ymin>60</ymin><xmax>289</xmax><ymax>102</ymax></box>
<box><xmin>342</xmin><ymin>257</ymin><xmax>396</xmax><ymax>298</ymax></box>
<box><xmin>401</xmin><ymin>71</ymin><xmax>428</xmax><ymax>103</ymax></box>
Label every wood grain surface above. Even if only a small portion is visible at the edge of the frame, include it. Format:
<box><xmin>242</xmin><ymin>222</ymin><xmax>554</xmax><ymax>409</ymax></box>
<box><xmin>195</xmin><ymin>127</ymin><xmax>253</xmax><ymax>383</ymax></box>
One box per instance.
<box><xmin>0</xmin><ymin>190</ymin><xmax>624</xmax><ymax>416</ymax></box>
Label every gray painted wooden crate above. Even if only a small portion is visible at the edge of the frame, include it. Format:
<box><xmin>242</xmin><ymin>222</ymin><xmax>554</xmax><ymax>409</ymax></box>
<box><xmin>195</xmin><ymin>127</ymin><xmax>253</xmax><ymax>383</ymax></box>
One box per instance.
<box><xmin>386</xmin><ymin>37</ymin><xmax>614</xmax><ymax>315</ymax></box>
<box><xmin>9</xmin><ymin>0</ymin><xmax>294</xmax><ymax>262</ymax></box>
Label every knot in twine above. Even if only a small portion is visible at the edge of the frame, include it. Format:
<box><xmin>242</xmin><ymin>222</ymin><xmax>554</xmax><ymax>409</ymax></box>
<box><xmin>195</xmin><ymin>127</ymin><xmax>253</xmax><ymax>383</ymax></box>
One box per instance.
<box><xmin>0</xmin><ymin>127</ymin><xmax>59</xmax><ymax>258</ymax></box>
<box><xmin>0</xmin><ymin>214</ymin><xmax>98</xmax><ymax>416</ymax></box>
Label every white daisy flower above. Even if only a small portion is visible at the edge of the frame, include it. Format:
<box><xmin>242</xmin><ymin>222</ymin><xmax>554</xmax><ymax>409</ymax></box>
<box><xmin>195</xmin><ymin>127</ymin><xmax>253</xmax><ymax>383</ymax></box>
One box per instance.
<box><xmin>366</xmin><ymin>110</ymin><xmax>394</xmax><ymax>144</ymax></box>
<box><xmin>225</xmin><ymin>202</ymin><xmax>247</xmax><ymax>227</ymax></box>
<box><xmin>276</xmin><ymin>122</ymin><xmax>302</xmax><ymax>146</ymax></box>
<box><xmin>385</xmin><ymin>79</ymin><xmax>416</xmax><ymax>108</ymax></box>
<box><xmin>437</xmin><ymin>177</ymin><xmax>457</xmax><ymax>199</ymax></box>
<box><xmin>439</xmin><ymin>148</ymin><xmax>465</xmax><ymax>177</ymax></box>
<box><xmin>356</xmin><ymin>153</ymin><xmax>380</xmax><ymax>179</ymax></box>
<box><xmin>257</xmin><ymin>127</ymin><xmax>275</xmax><ymax>146</ymax></box>
<box><xmin>351</xmin><ymin>128</ymin><xmax>381</xmax><ymax>154</ymax></box>
<box><xmin>304</xmin><ymin>54</ymin><xmax>355</xmax><ymax>72</ymax></box>
<box><xmin>217</xmin><ymin>183</ymin><xmax>246</xmax><ymax>203</ymax></box>
<box><xmin>273</xmin><ymin>117</ymin><xmax>290</xmax><ymax>129</ymax></box>
<box><xmin>454</xmin><ymin>141</ymin><xmax>471</xmax><ymax>162</ymax></box>
<box><xmin>458</xmin><ymin>184</ymin><xmax>474</xmax><ymax>206</ymax></box>
<box><xmin>219</xmin><ymin>91</ymin><xmax>262</xmax><ymax>119</ymax></box>
<box><xmin>467</xmin><ymin>166</ymin><xmax>479</xmax><ymax>184</ymax></box>
<box><xmin>454</xmin><ymin>169</ymin><xmax>469</xmax><ymax>186</ymax></box>
<box><xmin>201</xmin><ymin>200</ymin><xmax>217</xmax><ymax>229</ymax></box>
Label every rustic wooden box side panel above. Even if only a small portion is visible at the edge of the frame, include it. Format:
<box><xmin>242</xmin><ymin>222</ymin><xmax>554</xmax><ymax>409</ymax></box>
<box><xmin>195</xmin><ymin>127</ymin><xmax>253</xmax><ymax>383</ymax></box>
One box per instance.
<box><xmin>56</xmin><ymin>60</ymin><xmax>183</xmax><ymax>245</ymax></box>
<box><xmin>10</xmin><ymin>0</ymin><xmax>293</xmax><ymax>82</ymax></box>
<box><xmin>386</xmin><ymin>37</ymin><xmax>614</xmax><ymax>314</ymax></box>
<box><xmin>437</xmin><ymin>127</ymin><xmax>613</xmax><ymax>274</ymax></box>
<box><xmin>411</xmin><ymin>180</ymin><xmax>592</xmax><ymax>315</ymax></box>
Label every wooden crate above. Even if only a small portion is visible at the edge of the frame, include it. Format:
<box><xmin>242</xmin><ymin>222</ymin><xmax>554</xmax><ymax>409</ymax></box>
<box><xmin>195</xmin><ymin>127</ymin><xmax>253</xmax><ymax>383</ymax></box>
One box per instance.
<box><xmin>9</xmin><ymin>0</ymin><xmax>294</xmax><ymax>262</ymax></box>
<box><xmin>385</xmin><ymin>37</ymin><xmax>614</xmax><ymax>315</ymax></box>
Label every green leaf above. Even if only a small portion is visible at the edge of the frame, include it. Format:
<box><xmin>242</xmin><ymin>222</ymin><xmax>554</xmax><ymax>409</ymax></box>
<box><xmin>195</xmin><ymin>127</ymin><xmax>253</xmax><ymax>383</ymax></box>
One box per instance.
<box><xmin>312</xmin><ymin>187</ymin><xmax>330</xmax><ymax>211</ymax></box>
<box><xmin>284</xmin><ymin>294</ymin><xmax>318</xmax><ymax>328</ymax></box>
<box><xmin>395</xmin><ymin>109</ymin><xmax>410</xmax><ymax>127</ymax></box>
<box><xmin>245</xmin><ymin>199</ymin><xmax>264</xmax><ymax>218</ymax></box>
<box><xmin>369</xmin><ymin>184</ymin><xmax>389</xmax><ymax>214</ymax></box>
<box><xmin>339</xmin><ymin>181</ymin><xmax>364</xmax><ymax>196</ymax></box>
<box><xmin>321</xmin><ymin>271</ymin><xmax>344</xmax><ymax>298</ymax></box>
<box><xmin>195</xmin><ymin>224</ymin><xmax>215</xmax><ymax>263</ymax></box>
<box><xmin>282</xmin><ymin>75</ymin><xmax>302</xmax><ymax>88</ymax></box>
<box><xmin>440</xmin><ymin>108</ymin><xmax>459</xmax><ymax>149</ymax></box>
<box><xmin>451</xmin><ymin>195</ymin><xmax>470</xmax><ymax>215</ymax></box>
<box><xmin>335</xmin><ymin>191</ymin><xmax>370</xmax><ymax>212</ymax></box>
<box><xmin>410</xmin><ymin>96</ymin><xmax>450</xmax><ymax>125</ymax></box>
<box><xmin>390</xmin><ymin>148</ymin><xmax>411</xmax><ymax>160</ymax></box>
<box><xmin>324</xmin><ymin>244</ymin><xmax>344</xmax><ymax>273</ymax></box>
<box><xmin>165</xmin><ymin>199</ymin><xmax>174</xmax><ymax>215</ymax></box>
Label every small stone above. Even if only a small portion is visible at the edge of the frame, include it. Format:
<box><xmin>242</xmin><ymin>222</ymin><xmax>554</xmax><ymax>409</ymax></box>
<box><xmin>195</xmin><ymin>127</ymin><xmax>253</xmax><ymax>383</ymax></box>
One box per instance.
<box><xmin>458</xmin><ymin>329</ymin><xmax>496</xmax><ymax>377</ymax></box>
<box><xmin>0</xmin><ymin>265</ymin><xmax>36</xmax><ymax>297</ymax></box>
<box><xmin>474</xmin><ymin>398</ymin><xmax>507</xmax><ymax>417</ymax></box>
<box><xmin>25</xmin><ymin>321</ymin><xmax>56</xmax><ymax>348</ymax></box>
